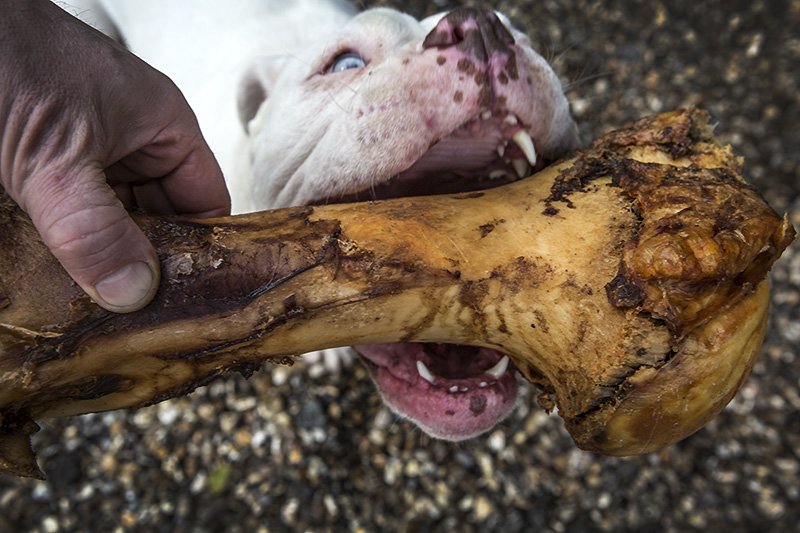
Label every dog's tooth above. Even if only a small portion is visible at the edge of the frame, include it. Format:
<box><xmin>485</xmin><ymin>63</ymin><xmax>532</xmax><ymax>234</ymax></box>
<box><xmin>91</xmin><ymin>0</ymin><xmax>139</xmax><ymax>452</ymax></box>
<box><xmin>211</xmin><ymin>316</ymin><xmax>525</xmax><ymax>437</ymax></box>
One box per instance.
<box><xmin>416</xmin><ymin>360</ymin><xmax>435</xmax><ymax>384</ymax></box>
<box><xmin>504</xmin><ymin>114</ymin><xmax>519</xmax><ymax>126</ymax></box>
<box><xmin>489</xmin><ymin>170</ymin><xmax>513</xmax><ymax>180</ymax></box>
<box><xmin>512</xmin><ymin>158</ymin><xmax>530</xmax><ymax>179</ymax></box>
<box><xmin>481</xmin><ymin>110</ymin><xmax>493</xmax><ymax>120</ymax></box>
<box><xmin>512</xmin><ymin>130</ymin><xmax>537</xmax><ymax>167</ymax></box>
<box><xmin>460</xmin><ymin>387</ymin><xmax>469</xmax><ymax>392</ymax></box>
<box><xmin>479</xmin><ymin>381</ymin><xmax>489</xmax><ymax>388</ymax></box>
<box><xmin>485</xmin><ymin>355</ymin><xmax>510</xmax><ymax>379</ymax></box>
<box><xmin>449</xmin><ymin>385</ymin><xmax>460</xmax><ymax>393</ymax></box>
<box><xmin>497</xmin><ymin>142</ymin><xmax>507</xmax><ymax>158</ymax></box>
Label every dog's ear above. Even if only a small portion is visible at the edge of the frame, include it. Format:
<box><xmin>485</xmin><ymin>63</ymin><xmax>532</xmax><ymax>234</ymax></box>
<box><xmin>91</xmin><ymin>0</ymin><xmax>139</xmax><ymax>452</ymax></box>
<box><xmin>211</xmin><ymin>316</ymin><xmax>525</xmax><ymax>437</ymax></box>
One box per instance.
<box><xmin>237</xmin><ymin>58</ymin><xmax>286</xmax><ymax>132</ymax></box>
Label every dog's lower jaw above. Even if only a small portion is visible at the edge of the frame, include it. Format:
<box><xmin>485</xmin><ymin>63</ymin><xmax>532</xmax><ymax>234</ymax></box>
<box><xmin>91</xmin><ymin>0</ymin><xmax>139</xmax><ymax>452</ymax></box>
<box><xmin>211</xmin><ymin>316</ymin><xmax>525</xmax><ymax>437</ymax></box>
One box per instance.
<box><xmin>355</xmin><ymin>343</ymin><xmax>520</xmax><ymax>441</ymax></box>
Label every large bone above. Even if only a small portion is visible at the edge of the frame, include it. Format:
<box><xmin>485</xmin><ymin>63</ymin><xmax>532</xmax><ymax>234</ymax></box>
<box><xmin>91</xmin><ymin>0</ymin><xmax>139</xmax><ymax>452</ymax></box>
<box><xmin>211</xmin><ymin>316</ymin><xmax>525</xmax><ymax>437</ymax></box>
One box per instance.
<box><xmin>0</xmin><ymin>110</ymin><xmax>794</xmax><ymax>478</ymax></box>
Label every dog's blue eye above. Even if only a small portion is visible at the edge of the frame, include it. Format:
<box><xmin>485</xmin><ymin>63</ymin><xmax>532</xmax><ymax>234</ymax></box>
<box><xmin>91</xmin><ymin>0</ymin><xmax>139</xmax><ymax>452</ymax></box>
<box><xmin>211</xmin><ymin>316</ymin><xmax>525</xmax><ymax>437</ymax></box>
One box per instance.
<box><xmin>329</xmin><ymin>53</ymin><xmax>367</xmax><ymax>73</ymax></box>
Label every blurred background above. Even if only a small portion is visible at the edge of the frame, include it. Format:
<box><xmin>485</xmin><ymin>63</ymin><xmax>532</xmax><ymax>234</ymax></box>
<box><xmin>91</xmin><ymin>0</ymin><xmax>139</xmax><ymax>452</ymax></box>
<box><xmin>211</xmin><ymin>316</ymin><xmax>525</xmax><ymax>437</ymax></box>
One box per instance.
<box><xmin>2</xmin><ymin>1</ymin><xmax>798</xmax><ymax>531</ymax></box>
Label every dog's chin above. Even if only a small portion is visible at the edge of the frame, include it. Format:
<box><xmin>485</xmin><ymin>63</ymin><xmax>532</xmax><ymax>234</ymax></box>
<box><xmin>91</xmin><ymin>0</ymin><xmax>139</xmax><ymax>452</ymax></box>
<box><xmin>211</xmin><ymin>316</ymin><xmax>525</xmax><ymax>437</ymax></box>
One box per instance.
<box><xmin>357</xmin><ymin>343</ymin><xmax>518</xmax><ymax>441</ymax></box>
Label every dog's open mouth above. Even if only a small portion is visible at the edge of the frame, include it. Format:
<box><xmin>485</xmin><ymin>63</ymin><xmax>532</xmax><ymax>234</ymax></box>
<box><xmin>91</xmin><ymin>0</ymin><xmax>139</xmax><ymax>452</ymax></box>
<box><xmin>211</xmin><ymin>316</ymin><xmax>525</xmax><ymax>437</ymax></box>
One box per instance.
<box><xmin>316</xmin><ymin>112</ymin><xmax>553</xmax><ymax>439</ymax></box>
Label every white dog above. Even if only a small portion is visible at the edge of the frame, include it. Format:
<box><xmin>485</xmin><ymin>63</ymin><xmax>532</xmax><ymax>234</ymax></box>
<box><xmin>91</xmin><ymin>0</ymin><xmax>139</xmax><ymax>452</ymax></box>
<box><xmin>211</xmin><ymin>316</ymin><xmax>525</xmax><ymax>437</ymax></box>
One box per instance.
<box><xmin>60</xmin><ymin>0</ymin><xmax>578</xmax><ymax>441</ymax></box>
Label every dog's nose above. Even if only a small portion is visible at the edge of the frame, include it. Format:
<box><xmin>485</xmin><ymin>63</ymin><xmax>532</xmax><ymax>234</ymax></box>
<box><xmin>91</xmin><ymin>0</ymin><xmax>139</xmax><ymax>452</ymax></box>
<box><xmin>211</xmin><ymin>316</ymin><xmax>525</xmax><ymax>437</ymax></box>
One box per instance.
<box><xmin>422</xmin><ymin>8</ymin><xmax>515</xmax><ymax>59</ymax></box>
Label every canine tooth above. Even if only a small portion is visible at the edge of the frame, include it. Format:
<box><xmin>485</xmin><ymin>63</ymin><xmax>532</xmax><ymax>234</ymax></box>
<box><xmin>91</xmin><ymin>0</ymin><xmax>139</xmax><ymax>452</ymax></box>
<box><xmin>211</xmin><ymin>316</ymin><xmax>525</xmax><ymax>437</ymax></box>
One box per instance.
<box><xmin>481</xmin><ymin>110</ymin><xmax>492</xmax><ymax>120</ymax></box>
<box><xmin>504</xmin><ymin>114</ymin><xmax>519</xmax><ymax>126</ymax></box>
<box><xmin>485</xmin><ymin>355</ymin><xmax>510</xmax><ymax>379</ymax></box>
<box><xmin>497</xmin><ymin>142</ymin><xmax>506</xmax><ymax>158</ymax></box>
<box><xmin>512</xmin><ymin>130</ymin><xmax>537</xmax><ymax>167</ymax></box>
<box><xmin>512</xmin><ymin>158</ymin><xmax>530</xmax><ymax>179</ymax></box>
<box><xmin>449</xmin><ymin>385</ymin><xmax>460</xmax><ymax>393</ymax></box>
<box><xmin>416</xmin><ymin>360</ymin><xmax>435</xmax><ymax>384</ymax></box>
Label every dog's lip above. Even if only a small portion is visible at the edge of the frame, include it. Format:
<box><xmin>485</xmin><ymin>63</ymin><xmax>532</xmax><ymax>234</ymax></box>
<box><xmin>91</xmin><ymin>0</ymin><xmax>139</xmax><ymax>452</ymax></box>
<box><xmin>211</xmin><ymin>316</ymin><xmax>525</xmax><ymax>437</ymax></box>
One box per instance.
<box><xmin>395</xmin><ymin>111</ymin><xmax>539</xmax><ymax>181</ymax></box>
<box><xmin>310</xmin><ymin>111</ymin><xmax>544</xmax><ymax>205</ymax></box>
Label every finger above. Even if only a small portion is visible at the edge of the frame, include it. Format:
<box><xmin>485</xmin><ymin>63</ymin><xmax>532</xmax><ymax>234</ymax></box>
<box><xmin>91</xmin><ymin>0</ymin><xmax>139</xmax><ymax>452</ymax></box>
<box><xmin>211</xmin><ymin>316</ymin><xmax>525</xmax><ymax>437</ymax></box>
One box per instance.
<box><xmin>160</xmin><ymin>139</ymin><xmax>232</xmax><ymax>218</ymax></box>
<box><xmin>107</xmin><ymin>159</ymin><xmax>178</xmax><ymax>213</ymax></box>
<box><xmin>107</xmin><ymin>147</ymin><xmax>222</xmax><ymax>216</ymax></box>
<box><xmin>23</xmin><ymin>165</ymin><xmax>160</xmax><ymax>313</ymax></box>
<box><xmin>110</xmin><ymin>183</ymin><xmax>136</xmax><ymax>208</ymax></box>
<box><xmin>132</xmin><ymin>180</ymin><xmax>176</xmax><ymax>215</ymax></box>
<box><xmin>118</xmin><ymin>115</ymin><xmax>231</xmax><ymax>218</ymax></box>
<box><xmin>105</xmin><ymin>160</ymin><xmax>150</xmax><ymax>186</ymax></box>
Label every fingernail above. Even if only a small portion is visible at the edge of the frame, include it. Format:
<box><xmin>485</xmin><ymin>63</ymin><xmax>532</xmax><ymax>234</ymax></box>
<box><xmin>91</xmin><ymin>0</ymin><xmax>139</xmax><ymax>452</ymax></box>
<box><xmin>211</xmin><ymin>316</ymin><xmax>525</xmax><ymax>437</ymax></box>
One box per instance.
<box><xmin>94</xmin><ymin>261</ymin><xmax>157</xmax><ymax>312</ymax></box>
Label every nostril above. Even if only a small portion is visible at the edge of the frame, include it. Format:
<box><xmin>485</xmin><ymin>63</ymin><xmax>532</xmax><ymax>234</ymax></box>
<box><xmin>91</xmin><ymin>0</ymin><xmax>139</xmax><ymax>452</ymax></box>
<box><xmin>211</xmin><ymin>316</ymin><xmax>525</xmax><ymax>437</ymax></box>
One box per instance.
<box><xmin>422</xmin><ymin>8</ymin><xmax>515</xmax><ymax>53</ymax></box>
<box><xmin>422</xmin><ymin>23</ymin><xmax>462</xmax><ymax>50</ymax></box>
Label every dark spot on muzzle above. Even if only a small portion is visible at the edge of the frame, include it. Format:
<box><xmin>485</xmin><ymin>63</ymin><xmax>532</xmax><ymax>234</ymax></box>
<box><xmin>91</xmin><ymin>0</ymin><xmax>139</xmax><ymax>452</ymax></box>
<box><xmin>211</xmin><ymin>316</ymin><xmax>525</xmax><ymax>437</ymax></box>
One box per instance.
<box><xmin>469</xmin><ymin>394</ymin><xmax>488</xmax><ymax>415</ymax></box>
<box><xmin>422</xmin><ymin>8</ymin><xmax>516</xmax><ymax>62</ymax></box>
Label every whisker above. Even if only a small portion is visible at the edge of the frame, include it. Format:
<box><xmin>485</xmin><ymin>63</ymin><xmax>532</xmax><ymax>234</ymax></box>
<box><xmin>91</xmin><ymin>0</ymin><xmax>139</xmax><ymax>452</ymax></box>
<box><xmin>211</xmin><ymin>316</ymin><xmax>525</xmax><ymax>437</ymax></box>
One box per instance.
<box><xmin>563</xmin><ymin>70</ymin><xmax>613</xmax><ymax>93</ymax></box>
<box><xmin>549</xmin><ymin>43</ymin><xmax>577</xmax><ymax>67</ymax></box>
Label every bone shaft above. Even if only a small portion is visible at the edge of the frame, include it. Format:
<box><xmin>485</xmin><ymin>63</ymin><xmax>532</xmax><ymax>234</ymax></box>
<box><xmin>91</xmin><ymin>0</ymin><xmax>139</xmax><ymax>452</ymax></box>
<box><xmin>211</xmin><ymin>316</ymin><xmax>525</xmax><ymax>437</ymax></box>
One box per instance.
<box><xmin>0</xmin><ymin>195</ymin><xmax>464</xmax><ymax>418</ymax></box>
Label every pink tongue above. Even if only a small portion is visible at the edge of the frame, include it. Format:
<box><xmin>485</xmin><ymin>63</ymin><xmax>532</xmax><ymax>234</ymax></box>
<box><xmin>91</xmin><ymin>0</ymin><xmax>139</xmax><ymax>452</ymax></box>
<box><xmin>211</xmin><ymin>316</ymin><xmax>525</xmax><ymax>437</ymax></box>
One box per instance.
<box><xmin>356</xmin><ymin>343</ymin><xmax>518</xmax><ymax>441</ymax></box>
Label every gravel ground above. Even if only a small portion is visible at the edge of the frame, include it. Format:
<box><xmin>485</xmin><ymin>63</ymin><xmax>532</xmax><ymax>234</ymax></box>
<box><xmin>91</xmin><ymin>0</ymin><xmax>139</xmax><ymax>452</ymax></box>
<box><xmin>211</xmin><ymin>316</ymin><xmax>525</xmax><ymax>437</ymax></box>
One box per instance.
<box><xmin>2</xmin><ymin>1</ymin><xmax>798</xmax><ymax>531</ymax></box>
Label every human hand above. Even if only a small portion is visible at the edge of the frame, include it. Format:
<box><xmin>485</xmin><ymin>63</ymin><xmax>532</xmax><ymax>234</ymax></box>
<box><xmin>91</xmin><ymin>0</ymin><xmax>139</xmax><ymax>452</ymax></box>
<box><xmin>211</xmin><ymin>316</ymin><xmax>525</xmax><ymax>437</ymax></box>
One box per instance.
<box><xmin>0</xmin><ymin>0</ymin><xmax>230</xmax><ymax>312</ymax></box>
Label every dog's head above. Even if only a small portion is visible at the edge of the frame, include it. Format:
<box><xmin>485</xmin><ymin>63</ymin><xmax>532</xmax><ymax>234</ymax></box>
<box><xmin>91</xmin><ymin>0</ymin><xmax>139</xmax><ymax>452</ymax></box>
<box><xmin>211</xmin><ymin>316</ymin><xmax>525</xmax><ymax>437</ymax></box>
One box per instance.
<box><xmin>238</xmin><ymin>7</ymin><xmax>578</xmax><ymax>440</ymax></box>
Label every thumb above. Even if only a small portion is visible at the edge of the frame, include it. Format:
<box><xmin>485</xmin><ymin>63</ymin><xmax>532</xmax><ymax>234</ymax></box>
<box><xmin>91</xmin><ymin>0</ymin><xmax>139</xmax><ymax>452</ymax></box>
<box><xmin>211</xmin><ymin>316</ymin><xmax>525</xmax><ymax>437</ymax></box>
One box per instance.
<box><xmin>23</xmin><ymin>167</ymin><xmax>161</xmax><ymax>313</ymax></box>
